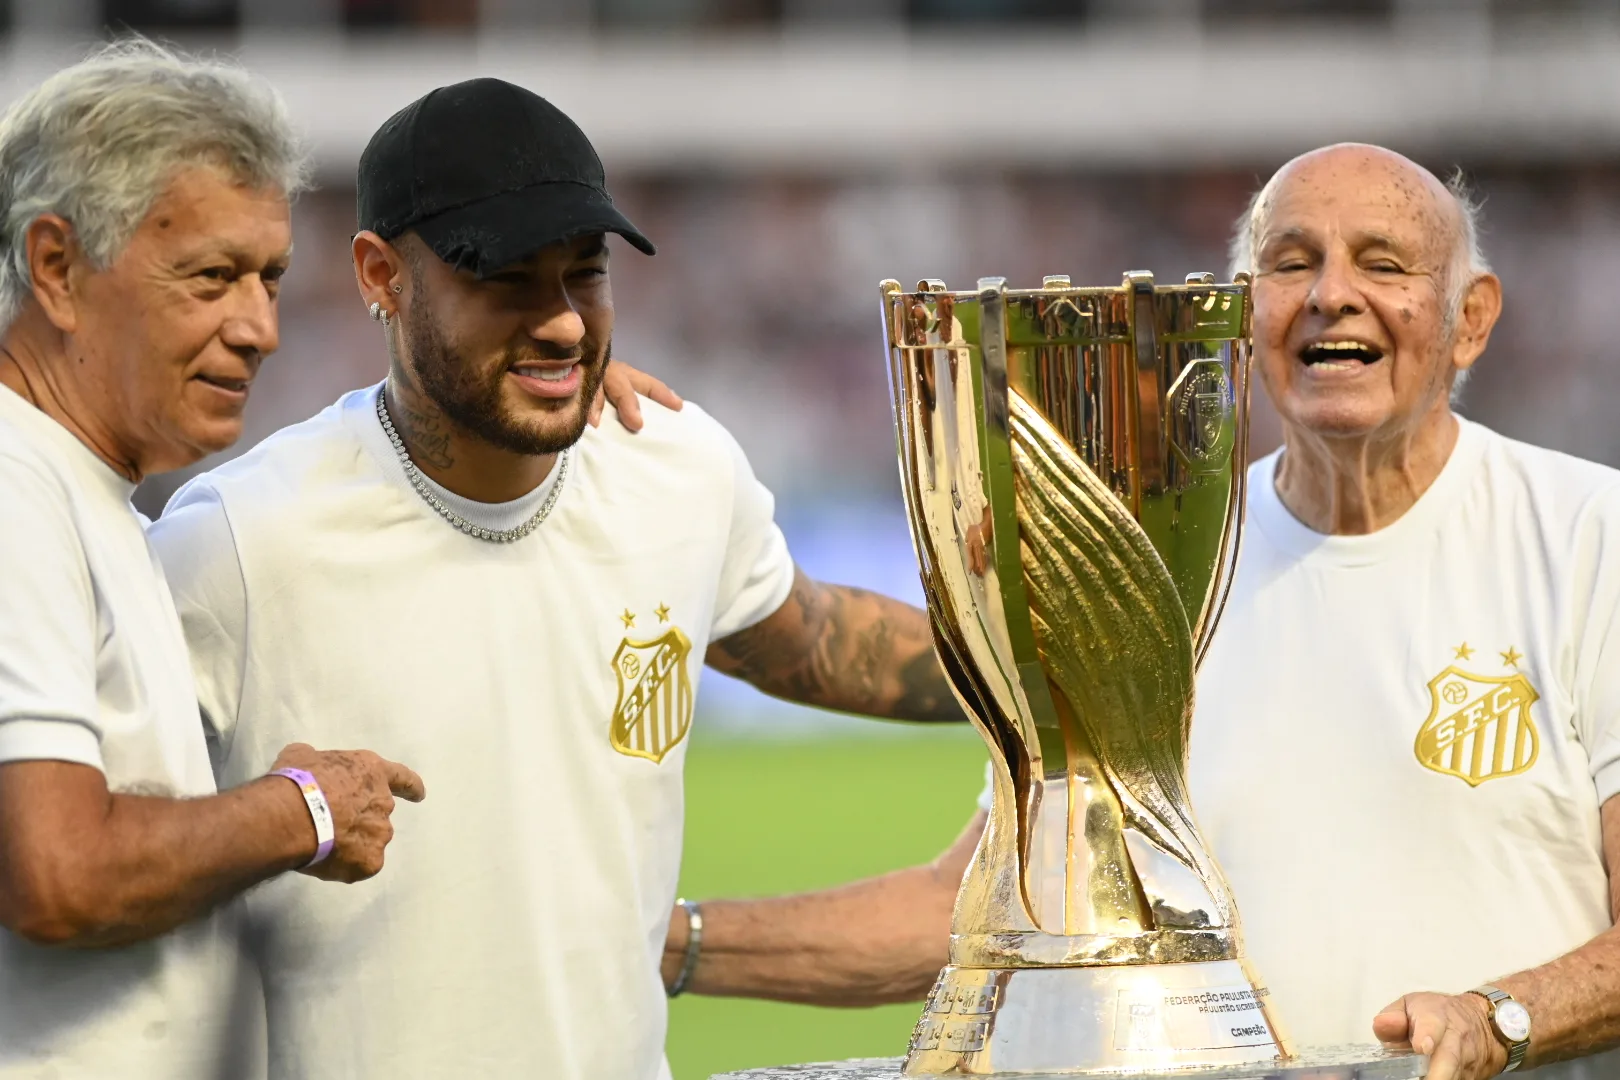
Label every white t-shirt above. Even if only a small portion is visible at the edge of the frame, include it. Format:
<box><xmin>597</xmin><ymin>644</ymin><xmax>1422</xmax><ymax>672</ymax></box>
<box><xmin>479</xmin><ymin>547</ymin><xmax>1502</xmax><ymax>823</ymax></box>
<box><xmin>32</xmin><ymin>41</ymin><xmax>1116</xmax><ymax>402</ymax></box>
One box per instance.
<box><xmin>977</xmin><ymin>418</ymin><xmax>1620</xmax><ymax>1077</ymax></box>
<box><xmin>0</xmin><ymin>384</ymin><xmax>247</xmax><ymax>1078</ymax></box>
<box><xmin>147</xmin><ymin>383</ymin><xmax>796</xmax><ymax>1080</ymax></box>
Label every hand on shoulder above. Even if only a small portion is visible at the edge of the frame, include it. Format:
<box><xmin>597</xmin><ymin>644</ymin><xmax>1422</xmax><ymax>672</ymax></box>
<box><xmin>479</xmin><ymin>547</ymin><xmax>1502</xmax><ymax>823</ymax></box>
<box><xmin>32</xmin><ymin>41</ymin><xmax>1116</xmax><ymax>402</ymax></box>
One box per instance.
<box><xmin>588</xmin><ymin>359</ymin><xmax>683</xmax><ymax>433</ymax></box>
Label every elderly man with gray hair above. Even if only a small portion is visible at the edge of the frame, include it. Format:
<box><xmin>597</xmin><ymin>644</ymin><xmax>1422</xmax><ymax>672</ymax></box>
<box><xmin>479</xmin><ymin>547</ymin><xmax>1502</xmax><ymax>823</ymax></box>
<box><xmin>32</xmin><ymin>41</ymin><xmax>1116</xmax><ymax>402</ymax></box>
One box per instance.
<box><xmin>667</xmin><ymin>145</ymin><xmax>1620</xmax><ymax>1080</ymax></box>
<box><xmin>0</xmin><ymin>41</ymin><xmax>426</xmax><ymax>1078</ymax></box>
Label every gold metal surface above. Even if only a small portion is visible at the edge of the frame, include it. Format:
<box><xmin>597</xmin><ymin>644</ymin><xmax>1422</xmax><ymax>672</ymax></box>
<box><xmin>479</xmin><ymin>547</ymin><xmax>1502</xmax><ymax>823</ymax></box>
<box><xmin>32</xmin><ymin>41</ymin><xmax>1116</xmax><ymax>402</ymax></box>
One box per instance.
<box><xmin>884</xmin><ymin>272</ymin><xmax>1288</xmax><ymax>1074</ymax></box>
<box><xmin>1415</xmin><ymin>658</ymin><xmax>1541</xmax><ymax>787</ymax></box>
<box><xmin>609</xmin><ymin>624</ymin><xmax>694</xmax><ymax>763</ymax></box>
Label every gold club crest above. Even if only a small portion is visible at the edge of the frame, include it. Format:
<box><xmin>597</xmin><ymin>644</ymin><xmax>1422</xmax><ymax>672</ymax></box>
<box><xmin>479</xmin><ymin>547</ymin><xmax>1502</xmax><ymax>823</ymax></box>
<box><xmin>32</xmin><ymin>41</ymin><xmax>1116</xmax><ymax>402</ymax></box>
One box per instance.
<box><xmin>1415</xmin><ymin>659</ymin><xmax>1540</xmax><ymax>787</ymax></box>
<box><xmin>610</xmin><ymin>625</ymin><xmax>694</xmax><ymax>763</ymax></box>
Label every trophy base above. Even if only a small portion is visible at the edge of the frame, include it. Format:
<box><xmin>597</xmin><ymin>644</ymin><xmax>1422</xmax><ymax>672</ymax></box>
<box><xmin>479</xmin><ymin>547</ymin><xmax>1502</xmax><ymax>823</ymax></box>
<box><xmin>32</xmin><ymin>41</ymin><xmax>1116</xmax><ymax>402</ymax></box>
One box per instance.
<box><xmin>903</xmin><ymin>960</ymin><xmax>1289</xmax><ymax>1075</ymax></box>
<box><xmin>708</xmin><ymin>1047</ymin><xmax>1425</xmax><ymax>1079</ymax></box>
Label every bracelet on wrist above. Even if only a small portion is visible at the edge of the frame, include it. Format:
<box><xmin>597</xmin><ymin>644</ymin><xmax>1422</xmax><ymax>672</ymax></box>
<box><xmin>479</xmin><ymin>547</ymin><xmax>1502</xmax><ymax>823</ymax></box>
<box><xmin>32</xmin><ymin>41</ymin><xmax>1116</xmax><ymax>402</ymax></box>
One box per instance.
<box><xmin>270</xmin><ymin>768</ymin><xmax>335</xmax><ymax>868</ymax></box>
<box><xmin>668</xmin><ymin>898</ymin><xmax>703</xmax><ymax>998</ymax></box>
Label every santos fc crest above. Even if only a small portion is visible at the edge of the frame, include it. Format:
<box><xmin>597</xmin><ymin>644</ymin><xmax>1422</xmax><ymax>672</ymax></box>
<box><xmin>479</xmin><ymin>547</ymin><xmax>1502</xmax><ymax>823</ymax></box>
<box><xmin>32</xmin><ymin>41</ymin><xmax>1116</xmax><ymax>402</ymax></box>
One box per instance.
<box><xmin>1415</xmin><ymin>647</ymin><xmax>1541</xmax><ymax>787</ymax></box>
<box><xmin>610</xmin><ymin>616</ymin><xmax>694</xmax><ymax>764</ymax></box>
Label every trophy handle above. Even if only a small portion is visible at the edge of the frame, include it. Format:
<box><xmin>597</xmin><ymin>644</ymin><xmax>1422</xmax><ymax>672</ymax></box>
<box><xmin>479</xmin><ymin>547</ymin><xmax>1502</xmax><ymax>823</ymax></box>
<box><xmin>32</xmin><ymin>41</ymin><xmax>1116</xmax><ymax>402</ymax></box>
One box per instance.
<box><xmin>1192</xmin><ymin>273</ymin><xmax>1254</xmax><ymax>669</ymax></box>
<box><xmin>881</xmin><ymin>280</ymin><xmax>1035</xmax><ymax>910</ymax></box>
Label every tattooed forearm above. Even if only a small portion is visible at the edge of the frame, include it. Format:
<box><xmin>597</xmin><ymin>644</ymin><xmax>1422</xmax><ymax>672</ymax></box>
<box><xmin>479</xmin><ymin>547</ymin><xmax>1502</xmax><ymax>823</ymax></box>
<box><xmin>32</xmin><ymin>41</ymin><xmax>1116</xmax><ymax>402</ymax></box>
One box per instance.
<box><xmin>894</xmin><ymin>647</ymin><xmax>963</xmax><ymax>723</ymax></box>
<box><xmin>706</xmin><ymin>567</ymin><xmax>967</xmax><ymax>724</ymax></box>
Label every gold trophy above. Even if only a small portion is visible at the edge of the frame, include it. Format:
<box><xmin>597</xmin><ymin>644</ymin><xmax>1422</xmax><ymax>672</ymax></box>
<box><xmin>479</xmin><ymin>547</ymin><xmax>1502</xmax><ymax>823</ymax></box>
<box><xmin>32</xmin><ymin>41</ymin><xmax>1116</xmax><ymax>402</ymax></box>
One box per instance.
<box><xmin>880</xmin><ymin>273</ymin><xmax>1419</xmax><ymax>1078</ymax></box>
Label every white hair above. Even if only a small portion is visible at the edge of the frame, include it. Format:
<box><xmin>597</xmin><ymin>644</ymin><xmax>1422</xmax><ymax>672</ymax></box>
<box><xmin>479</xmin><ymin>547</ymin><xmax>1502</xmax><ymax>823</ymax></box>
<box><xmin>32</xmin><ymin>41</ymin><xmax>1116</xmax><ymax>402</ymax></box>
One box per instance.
<box><xmin>1228</xmin><ymin>166</ymin><xmax>1489</xmax><ymax>290</ymax></box>
<box><xmin>0</xmin><ymin>38</ymin><xmax>312</xmax><ymax>333</ymax></box>
<box><xmin>1225</xmin><ymin>155</ymin><xmax>1491</xmax><ymax>397</ymax></box>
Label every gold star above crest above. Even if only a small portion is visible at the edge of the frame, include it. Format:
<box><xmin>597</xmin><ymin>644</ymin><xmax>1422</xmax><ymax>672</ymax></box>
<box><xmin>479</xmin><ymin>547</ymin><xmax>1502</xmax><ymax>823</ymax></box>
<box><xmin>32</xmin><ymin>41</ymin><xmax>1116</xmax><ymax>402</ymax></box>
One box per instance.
<box><xmin>620</xmin><ymin>609</ymin><xmax>636</xmax><ymax>629</ymax></box>
<box><xmin>655</xmin><ymin>603</ymin><xmax>671</xmax><ymax>623</ymax></box>
<box><xmin>1501</xmin><ymin>646</ymin><xmax>1523</xmax><ymax>668</ymax></box>
<box><xmin>1454</xmin><ymin>642</ymin><xmax>1475</xmax><ymax>661</ymax></box>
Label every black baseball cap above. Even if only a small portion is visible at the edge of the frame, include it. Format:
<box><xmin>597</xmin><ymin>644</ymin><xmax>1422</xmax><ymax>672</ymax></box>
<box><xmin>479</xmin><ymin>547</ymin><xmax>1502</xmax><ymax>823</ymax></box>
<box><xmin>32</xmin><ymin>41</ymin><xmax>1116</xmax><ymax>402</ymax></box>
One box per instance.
<box><xmin>357</xmin><ymin>78</ymin><xmax>654</xmax><ymax>277</ymax></box>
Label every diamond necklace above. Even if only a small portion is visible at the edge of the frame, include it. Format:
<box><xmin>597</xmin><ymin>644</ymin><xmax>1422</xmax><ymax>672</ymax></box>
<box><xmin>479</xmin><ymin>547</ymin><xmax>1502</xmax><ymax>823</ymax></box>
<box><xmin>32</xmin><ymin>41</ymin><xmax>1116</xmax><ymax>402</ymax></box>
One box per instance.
<box><xmin>376</xmin><ymin>388</ymin><xmax>569</xmax><ymax>544</ymax></box>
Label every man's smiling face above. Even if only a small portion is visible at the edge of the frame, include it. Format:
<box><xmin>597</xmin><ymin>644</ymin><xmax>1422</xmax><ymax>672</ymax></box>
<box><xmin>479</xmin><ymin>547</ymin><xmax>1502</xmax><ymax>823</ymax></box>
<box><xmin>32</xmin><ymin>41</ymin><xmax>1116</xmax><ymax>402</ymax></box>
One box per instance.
<box><xmin>71</xmin><ymin>165</ymin><xmax>290</xmax><ymax>474</ymax></box>
<box><xmin>1248</xmin><ymin>145</ymin><xmax>1484</xmax><ymax>444</ymax></box>
<box><xmin>398</xmin><ymin>232</ymin><xmax>613</xmax><ymax>457</ymax></box>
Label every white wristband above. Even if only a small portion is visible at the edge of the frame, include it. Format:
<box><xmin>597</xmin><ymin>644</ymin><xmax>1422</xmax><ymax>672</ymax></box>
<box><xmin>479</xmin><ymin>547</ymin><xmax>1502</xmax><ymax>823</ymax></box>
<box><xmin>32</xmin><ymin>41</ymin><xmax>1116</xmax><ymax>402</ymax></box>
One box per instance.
<box><xmin>271</xmin><ymin>768</ymin><xmax>335</xmax><ymax>867</ymax></box>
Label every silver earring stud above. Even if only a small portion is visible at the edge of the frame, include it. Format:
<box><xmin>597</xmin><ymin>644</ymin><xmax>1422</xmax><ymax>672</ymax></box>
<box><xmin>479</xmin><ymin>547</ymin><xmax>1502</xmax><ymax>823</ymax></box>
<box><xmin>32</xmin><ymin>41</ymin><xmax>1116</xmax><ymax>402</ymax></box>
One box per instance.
<box><xmin>392</xmin><ymin>284</ymin><xmax>403</xmax><ymax>294</ymax></box>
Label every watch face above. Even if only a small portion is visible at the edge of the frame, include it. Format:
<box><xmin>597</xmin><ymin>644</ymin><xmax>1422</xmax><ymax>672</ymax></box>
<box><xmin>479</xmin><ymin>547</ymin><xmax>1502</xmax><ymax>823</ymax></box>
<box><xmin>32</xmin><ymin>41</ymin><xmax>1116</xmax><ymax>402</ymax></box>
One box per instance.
<box><xmin>1495</xmin><ymin>1000</ymin><xmax>1532</xmax><ymax>1043</ymax></box>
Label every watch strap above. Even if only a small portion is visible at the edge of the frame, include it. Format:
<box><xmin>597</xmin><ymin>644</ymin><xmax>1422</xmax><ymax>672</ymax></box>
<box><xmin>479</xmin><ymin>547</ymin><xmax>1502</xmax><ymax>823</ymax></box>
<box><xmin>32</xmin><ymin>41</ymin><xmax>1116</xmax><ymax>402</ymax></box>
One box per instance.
<box><xmin>1468</xmin><ymin>985</ymin><xmax>1529</xmax><ymax>1073</ymax></box>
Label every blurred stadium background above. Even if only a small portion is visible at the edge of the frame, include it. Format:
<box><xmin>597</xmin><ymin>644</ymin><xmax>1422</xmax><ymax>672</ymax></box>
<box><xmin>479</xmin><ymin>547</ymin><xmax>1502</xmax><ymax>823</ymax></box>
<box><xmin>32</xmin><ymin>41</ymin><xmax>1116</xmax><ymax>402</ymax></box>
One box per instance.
<box><xmin>5</xmin><ymin>1</ymin><xmax>1620</xmax><ymax>1075</ymax></box>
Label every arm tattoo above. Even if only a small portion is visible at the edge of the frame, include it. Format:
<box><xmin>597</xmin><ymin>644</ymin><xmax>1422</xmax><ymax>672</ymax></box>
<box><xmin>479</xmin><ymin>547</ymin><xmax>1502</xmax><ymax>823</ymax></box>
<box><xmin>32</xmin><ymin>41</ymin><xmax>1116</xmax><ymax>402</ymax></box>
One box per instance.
<box><xmin>706</xmin><ymin>573</ymin><xmax>833</xmax><ymax>705</ymax></box>
<box><xmin>707</xmin><ymin>568</ymin><xmax>967</xmax><ymax>724</ymax></box>
<box><xmin>894</xmin><ymin>646</ymin><xmax>964</xmax><ymax>724</ymax></box>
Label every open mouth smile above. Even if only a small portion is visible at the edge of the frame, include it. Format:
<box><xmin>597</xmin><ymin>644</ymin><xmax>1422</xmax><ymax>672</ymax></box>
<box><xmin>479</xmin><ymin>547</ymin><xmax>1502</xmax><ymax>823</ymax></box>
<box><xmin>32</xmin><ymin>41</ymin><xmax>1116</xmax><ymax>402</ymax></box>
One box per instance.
<box><xmin>1299</xmin><ymin>340</ymin><xmax>1385</xmax><ymax>366</ymax></box>
<box><xmin>508</xmin><ymin>361</ymin><xmax>583</xmax><ymax>398</ymax></box>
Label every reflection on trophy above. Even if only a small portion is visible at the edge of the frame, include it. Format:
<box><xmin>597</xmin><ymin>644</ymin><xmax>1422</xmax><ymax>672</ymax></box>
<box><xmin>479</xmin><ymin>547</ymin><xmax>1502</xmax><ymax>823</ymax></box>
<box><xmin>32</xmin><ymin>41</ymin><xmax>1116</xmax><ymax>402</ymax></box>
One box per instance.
<box><xmin>882</xmin><ymin>271</ymin><xmax>1282</xmax><ymax>1076</ymax></box>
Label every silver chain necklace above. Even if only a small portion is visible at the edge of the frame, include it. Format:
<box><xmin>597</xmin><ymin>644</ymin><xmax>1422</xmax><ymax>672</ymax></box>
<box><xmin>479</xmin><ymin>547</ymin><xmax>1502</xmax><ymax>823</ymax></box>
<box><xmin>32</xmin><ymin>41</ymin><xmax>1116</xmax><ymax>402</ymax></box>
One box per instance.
<box><xmin>376</xmin><ymin>389</ymin><xmax>568</xmax><ymax>544</ymax></box>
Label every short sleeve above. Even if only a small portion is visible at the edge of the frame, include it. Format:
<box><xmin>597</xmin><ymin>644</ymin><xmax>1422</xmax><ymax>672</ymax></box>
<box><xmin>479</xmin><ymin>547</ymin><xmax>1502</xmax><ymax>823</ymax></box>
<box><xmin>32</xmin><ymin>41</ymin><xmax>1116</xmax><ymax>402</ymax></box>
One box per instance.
<box><xmin>1570</xmin><ymin>485</ymin><xmax>1620</xmax><ymax>804</ymax></box>
<box><xmin>0</xmin><ymin>456</ymin><xmax>104</xmax><ymax>770</ymax></box>
<box><xmin>147</xmin><ymin>483</ymin><xmax>249</xmax><ymax>760</ymax></box>
<box><xmin>708</xmin><ymin>425</ymin><xmax>796</xmax><ymax>640</ymax></box>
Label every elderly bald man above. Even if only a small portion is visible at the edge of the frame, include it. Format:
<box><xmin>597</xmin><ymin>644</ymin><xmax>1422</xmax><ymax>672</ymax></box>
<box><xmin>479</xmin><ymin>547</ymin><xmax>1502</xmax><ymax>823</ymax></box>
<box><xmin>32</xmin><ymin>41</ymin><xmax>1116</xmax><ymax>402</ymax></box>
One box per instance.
<box><xmin>664</xmin><ymin>145</ymin><xmax>1620</xmax><ymax>1080</ymax></box>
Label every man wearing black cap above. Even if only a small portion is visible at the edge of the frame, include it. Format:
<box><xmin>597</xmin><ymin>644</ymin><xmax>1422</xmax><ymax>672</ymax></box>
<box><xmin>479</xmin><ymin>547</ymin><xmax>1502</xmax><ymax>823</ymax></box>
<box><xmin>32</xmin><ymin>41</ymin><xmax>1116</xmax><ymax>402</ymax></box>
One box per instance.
<box><xmin>145</xmin><ymin>79</ymin><xmax>963</xmax><ymax>1080</ymax></box>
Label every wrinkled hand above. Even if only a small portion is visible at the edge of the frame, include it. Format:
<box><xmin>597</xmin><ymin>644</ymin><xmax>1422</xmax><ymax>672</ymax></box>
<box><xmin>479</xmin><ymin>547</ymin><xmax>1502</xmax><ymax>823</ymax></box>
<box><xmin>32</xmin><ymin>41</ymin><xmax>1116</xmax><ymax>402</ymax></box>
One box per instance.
<box><xmin>1374</xmin><ymin>992</ymin><xmax>1508</xmax><ymax>1080</ymax></box>
<box><xmin>589</xmin><ymin>359</ymin><xmax>684</xmax><ymax>431</ymax></box>
<box><xmin>270</xmin><ymin>743</ymin><xmax>426</xmax><ymax>883</ymax></box>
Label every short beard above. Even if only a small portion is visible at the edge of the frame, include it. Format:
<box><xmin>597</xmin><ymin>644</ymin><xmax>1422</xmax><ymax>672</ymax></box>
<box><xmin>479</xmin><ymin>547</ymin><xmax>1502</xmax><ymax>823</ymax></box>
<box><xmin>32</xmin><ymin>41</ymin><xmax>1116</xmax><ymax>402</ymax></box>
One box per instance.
<box><xmin>403</xmin><ymin>299</ymin><xmax>608</xmax><ymax>457</ymax></box>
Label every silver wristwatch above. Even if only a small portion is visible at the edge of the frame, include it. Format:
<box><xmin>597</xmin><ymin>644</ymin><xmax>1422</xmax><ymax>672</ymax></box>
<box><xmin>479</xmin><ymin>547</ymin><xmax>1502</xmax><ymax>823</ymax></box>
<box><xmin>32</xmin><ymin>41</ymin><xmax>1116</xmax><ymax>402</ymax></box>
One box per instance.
<box><xmin>1468</xmin><ymin>985</ymin><xmax>1531</xmax><ymax>1072</ymax></box>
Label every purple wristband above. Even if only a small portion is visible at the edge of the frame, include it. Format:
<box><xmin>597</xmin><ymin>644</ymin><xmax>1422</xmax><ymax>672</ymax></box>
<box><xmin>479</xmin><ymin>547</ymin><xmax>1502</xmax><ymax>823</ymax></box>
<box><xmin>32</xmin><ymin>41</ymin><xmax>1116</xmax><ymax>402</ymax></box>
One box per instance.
<box><xmin>272</xmin><ymin>767</ymin><xmax>335</xmax><ymax>867</ymax></box>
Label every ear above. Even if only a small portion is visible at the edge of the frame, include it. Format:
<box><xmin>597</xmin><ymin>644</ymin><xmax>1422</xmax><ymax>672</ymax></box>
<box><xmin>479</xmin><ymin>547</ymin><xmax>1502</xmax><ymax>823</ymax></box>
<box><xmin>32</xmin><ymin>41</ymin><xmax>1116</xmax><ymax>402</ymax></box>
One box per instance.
<box><xmin>1451</xmin><ymin>272</ymin><xmax>1502</xmax><ymax>374</ymax></box>
<box><xmin>24</xmin><ymin>214</ymin><xmax>83</xmax><ymax>335</ymax></box>
<box><xmin>352</xmin><ymin>230</ymin><xmax>406</xmax><ymax>314</ymax></box>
